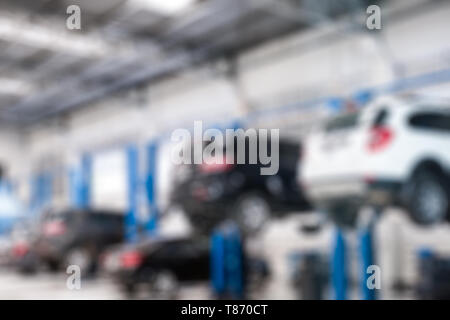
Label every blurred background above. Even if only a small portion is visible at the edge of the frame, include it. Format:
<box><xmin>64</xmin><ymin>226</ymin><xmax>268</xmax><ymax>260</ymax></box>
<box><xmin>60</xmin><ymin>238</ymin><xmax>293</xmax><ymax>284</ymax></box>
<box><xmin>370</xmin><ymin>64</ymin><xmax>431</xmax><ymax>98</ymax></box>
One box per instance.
<box><xmin>0</xmin><ymin>0</ymin><xmax>449</xmax><ymax>300</ymax></box>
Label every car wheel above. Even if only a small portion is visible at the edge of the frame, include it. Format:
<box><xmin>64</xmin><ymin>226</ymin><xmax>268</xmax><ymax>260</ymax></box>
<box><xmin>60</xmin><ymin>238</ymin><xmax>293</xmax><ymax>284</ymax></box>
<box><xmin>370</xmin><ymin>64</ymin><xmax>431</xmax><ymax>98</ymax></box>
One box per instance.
<box><xmin>232</xmin><ymin>192</ymin><xmax>271</xmax><ymax>235</ymax></box>
<box><xmin>65</xmin><ymin>248</ymin><xmax>95</xmax><ymax>275</ymax></box>
<box><xmin>325</xmin><ymin>204</ymin><xmax>359</xmax><ymax>229</ymax></box>
<box><xmin>18</xmin><ymin>252</ymin><xmax>38</xmax><ymax>275</ymax></box>
<box><xmin>150</xmin><ymin>271</ymin><xmax>179</xmax><ymax>299</ymax></box>
<box><xmin>122</xmin><ymin>282</ymin><xmax>137</xmax><ymax>299</ymax></box>
<box><xmin>46</xmin><ymin>260</ymin><xmax>60</xmax><ymax>272</ymax></box>
<box><xmin>406</xmin><ymin>169</ymin><xmax>449</xmax><ymax>225</ymax></box>
<box><xmin>189</xmin><ymin>212</ymin><xmax>218</xmax><ymax>235</ymax></box>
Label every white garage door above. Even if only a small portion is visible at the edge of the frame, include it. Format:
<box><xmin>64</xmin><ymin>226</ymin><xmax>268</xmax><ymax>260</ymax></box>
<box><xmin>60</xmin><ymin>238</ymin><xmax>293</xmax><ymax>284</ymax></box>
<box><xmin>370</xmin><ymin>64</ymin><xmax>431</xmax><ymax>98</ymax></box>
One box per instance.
<box><xmin>91</xmin><ymin>148</ymin><xmax>127</xmax><ymax>212</ymax></box>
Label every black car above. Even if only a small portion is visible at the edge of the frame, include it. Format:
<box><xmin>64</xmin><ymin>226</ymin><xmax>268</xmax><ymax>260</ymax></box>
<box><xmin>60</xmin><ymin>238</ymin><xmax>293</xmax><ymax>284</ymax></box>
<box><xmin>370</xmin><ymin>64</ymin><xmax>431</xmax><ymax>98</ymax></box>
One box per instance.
<box><xmin>102</xmin><ymin>236</ymin><xmax>269</xmax><ymax>298</ymax></box>
<box><xmin>171</xmin><ymin>137</ymin><xmax>310</xmax><ymax>234</ymax></box>
<box><xmin>33</xmin><ymin>208</ymin><xmax>125</xmax><ymax>273</ymax></box>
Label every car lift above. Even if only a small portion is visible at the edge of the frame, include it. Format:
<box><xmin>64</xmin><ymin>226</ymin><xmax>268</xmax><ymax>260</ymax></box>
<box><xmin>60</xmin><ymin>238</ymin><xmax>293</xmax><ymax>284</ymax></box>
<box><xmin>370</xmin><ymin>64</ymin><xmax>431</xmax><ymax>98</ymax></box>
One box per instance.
<box><xmin>331</xmin><ymin>209</ymin><xmax>378</xmax><ymax>300</ymax></box>
<box><xmin>211</xmin><ymin>222</ymin><xmax>245</xmax><ymax>299</ymax></box>
<box><xmin>69</xmin><ymin>142</ymin><xmax>160</xmax><ymax>243</ymax></box>
<box><xmin>69</xmin><ymin>153</ymin><xmax>91</xmax><ymax>209</ymax></box>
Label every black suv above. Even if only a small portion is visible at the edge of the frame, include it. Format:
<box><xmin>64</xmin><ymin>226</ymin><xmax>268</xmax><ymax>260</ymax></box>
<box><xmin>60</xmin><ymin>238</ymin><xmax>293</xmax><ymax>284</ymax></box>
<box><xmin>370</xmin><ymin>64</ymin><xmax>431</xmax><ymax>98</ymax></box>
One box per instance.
<box><xmin>103</xmin><ymin>236</ymin><xmax>269</xmax><ymax>298</ymax></box>
<box><xmin>33</xmin><ymin>208</ymin><xmax>125</xmax><ymax>273</ymax></box>
<box><xmin>171</xmin><ymin>137</ymin><xmax>310</xmax><ymax>234</ymax></box>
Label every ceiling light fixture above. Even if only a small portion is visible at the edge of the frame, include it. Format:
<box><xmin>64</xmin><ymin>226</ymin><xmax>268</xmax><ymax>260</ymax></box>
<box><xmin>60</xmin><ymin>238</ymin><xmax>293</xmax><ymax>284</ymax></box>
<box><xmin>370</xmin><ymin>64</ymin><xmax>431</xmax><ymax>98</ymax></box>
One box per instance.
<box><xmin>0</xmin><ymin>78</ymin><xmax>33</xmax><ymax>96</ymax></box>
<box><xmin>130</xmin><ymin>0</ymin><xmax>196</xmax><ymax>15</ymax></box>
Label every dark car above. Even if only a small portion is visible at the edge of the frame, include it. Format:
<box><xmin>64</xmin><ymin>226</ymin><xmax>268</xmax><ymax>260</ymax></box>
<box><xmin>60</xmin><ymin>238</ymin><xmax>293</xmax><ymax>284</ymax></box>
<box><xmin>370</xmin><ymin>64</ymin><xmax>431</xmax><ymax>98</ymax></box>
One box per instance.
<box><xmin>103</xmin><ymin>236</ymin><xmax>269</xmax><ymax>298</ymax></box>
<box><xmin>171</xmin><ymin>137</ymin><xmax>310</xmax><ymax>234</ymax></box>
<box><xmin>8</xmin><ymin>219</ymin><xmax>41</xmax><ymax>274</ymax></box>
<box><xmin>33</xmin><ymin>208</ymin><xmax>125</xmax><ymax>273</ymax></box>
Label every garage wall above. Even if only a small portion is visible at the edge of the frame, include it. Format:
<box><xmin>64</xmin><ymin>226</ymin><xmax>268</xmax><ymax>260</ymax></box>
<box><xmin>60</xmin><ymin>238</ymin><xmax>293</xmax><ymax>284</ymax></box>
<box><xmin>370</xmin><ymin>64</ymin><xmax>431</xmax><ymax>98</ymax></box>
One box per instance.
<box><xmin>0</xmin><ymin>128</ymin><xmax>29</xmax><ymax>204</ymax></box>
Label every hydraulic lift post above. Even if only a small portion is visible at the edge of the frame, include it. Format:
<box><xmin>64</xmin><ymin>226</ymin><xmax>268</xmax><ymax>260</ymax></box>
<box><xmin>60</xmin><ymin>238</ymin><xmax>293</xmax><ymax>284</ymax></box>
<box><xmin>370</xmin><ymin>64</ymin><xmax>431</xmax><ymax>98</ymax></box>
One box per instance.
<box><xmin>126</xmin><ymin>145</ymin><xmax>139</xmax><ymax>243</ymax></box>
<box><xmin>211</xmin><ymin>223</ymin><xmax>244</xmax><ymax>299</ymax></box>
<box><xmin>145</xmin><ymin>141</ymin><xmax>159</xmax><ymax>235</ymax></box>
<box><xmin>331</xmin><ymin>209</ymin><xmax>378</xmax><ymax>300</ymax></box>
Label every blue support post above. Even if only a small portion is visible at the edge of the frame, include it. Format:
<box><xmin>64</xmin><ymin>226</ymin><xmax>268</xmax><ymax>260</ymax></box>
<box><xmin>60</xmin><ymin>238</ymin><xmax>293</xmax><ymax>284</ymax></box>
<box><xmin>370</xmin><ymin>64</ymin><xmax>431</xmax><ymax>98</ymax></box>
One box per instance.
<box><xmin>211</xmin><ymin>232</ymin><xmax>226</xmax><ymax>295</ymax></box>
<box><xmin>30</xmin><ymin>172</ymin><xmax>53</xmax><ymax>213</ymax></box>
<box><xmin>126</xmin><ymin>145</ymin><xmax>139</xmax><ymax>243</ymax></box>
<box><xmin>145</xmin><ymin>142</ymin><xmax>159</xmax><ymax>235</ymax></box>
<box><xmin>69</xmin><ymin>154</ymin><xmax>91</xmax><ymax>209</ymax></box>
<box><xmin>359</xmin><ymin>221</ymin><xmax>377</xmax><ymax>300</ymax></box>
<box><xmin>80</xmin><ymin>154</ymin><xmax>91</xmax><ymax>209</ymax></box>
<box><xmin>69</xmin><ymin>168</ymin><xmax>81</xmax><ymax>208</ymax></box>
<box><xmin>210</xmin><ymin>223</ymin><xmax>244</xmax><ymax>299</ymax></box>
<box><xmin>331</xmin><ymin>229</ymin><xmax>347</xmax><ymax>300</ymax></box>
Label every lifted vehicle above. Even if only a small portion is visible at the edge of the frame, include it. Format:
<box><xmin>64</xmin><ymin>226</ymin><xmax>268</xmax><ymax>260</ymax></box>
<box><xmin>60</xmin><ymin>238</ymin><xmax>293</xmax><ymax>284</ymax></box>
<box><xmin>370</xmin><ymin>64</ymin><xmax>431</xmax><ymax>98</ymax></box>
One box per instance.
<box><xmin>33</xmin><ymin>208</ymin><xmax>125</xmax><ymax>273</ymax></box>
<box><xmin>301</xmin><ymin>95</ymin><xmax>450</xmax><ymax>226</ymax></box>
<box><xmin>102</xmin><ymin>236</ymin><xmax>270</xmax><ymax>298</ymax></box>
<box><xmin>171</xmin><ymin>137</ymin><xmax>310</xmax><ymax>235</ymax></box>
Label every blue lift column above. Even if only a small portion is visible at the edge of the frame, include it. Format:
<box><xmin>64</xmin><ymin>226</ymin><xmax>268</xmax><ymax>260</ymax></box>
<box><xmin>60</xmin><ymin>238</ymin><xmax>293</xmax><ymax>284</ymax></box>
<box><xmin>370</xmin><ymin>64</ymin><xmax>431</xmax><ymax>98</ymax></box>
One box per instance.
<box><xmin>331</xmin><ymin>228</ymin><xmax>348</xmax><ymax>300</ymax></box>
<box><xmin>80</xmin><ymin>154</ymin><xmax>91</xmax><ymax>208</ymax></box>
<box><xmin>69</xmin><ymin>154</ymin><xmax>91</xmax><ymax>209</ymax></box>
<box><xmin>359</xmin><ymin>211</ymin><xmax>377</xmax><ymax>300</ymax></box>
<box><xmin>30</xmin><ymin>171</ymin><xmax>53</xmax><ymax>213</ymax></box>
<box><xmin>331</xmin><ymin>211</ymin><xmax>378</xmax><ymax>300</ymax></box>
<box><xmin>145</xmin><ymin>141</ymin><xmax>159</xmax><ymax>235</ymax></box>
<box><xmin>126</xmin><ymin>145</ymin><xmax>139</xmax><ymax>243</ymax></box>
<box><xmin>211</xmin><ymin>223</ymin><xmax>244</xmax><ymax>299</ymax></box>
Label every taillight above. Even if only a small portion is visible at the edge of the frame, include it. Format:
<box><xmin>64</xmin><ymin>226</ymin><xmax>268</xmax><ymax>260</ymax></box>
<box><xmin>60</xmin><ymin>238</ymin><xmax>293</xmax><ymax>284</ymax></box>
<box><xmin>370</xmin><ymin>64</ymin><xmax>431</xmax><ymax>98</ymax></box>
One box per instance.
<box><xmin>43</xmin><ymin>221</ymin><xmax>67</xmax><ymax>237</ymax></box>
<box><xmin>120</xmin><ymin>251</ymin><xmax>142</xmax><ymax>269</ymax></box>
<box><xmin>367</xmin><ymin>127</ymin><xmax>394</xmax><ymax>152</ymax></box>
<box><xmin>12</xmin><ymin>242</ymin><xmax>29</xmax><ymax>258</ymax></box>
<box><xmin>199</xmin><ymin>155</ymin><xmax>234</xmax><ymax>173</ymax></box>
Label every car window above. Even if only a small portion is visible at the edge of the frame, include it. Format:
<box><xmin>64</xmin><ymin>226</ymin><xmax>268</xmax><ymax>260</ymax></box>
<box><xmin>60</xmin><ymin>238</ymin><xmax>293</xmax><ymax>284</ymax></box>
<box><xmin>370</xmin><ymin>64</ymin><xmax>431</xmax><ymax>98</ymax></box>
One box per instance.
<box><xmin>372</xmin><ymin>109</ymin><xmax>389</xmax><ymax>127</ymax></box>
<box><xmin>325</xmin><ymin>112</ymin><xmax>360</xmax><ymax>132</ymax></box>
<box><xmin>409</xmin><ymin>111</ymin><xmax>450</xmax><ymax>132</ymax></box>
<box><xmin>42</xmin><ymin>210</ymin><xmax>74</xmax><ymax>223</ymax></box>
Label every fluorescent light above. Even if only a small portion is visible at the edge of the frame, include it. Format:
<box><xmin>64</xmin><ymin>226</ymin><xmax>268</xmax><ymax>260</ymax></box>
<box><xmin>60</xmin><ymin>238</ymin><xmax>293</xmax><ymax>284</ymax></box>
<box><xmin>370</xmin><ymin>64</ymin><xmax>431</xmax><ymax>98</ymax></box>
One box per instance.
<box><xmin>130</xmin><ymin>0</ymin><xmax>195</xmax><ymax>14</ymax></box>
<box><xmin>0</xmin><ymin>78</ymin><xmax>33</xmax><ymax>96</ymax></box>
<box><xmin>0</xmin><ymin>14</ymin><xmax>111</xmax><ymax>57</ymax></box>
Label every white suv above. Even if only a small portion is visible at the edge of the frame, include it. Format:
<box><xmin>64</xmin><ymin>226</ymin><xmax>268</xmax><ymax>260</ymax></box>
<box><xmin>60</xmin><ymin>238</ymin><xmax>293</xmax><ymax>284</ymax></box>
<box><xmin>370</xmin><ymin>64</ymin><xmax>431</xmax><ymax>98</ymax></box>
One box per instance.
<box><xmin>300</xmin><ymin>95</ymin><xmax>450</xmax><ymax>226</ymax></box>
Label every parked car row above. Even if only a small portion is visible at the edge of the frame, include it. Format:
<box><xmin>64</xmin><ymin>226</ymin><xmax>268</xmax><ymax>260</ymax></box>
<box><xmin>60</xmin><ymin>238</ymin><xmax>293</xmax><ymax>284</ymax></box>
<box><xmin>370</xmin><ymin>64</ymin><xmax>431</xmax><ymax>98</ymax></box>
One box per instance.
<box><xmin>9</xmin><ymin>209</ymin><xmax>125</xmax><ymax>275</ymax></box>
<box><xmin>6</xmin><ymin>208</ymin><xmax>270</xmax><ymax>298</ymax></box>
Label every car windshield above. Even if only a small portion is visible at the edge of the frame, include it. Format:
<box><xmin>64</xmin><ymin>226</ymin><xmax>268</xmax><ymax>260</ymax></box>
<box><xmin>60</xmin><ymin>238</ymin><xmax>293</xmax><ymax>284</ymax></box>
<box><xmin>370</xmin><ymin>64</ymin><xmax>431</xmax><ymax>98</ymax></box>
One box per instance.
<box><xmin>325</xmin><ymin>112</ymin><xmax>360</xmax><ymax>132</ymax></box>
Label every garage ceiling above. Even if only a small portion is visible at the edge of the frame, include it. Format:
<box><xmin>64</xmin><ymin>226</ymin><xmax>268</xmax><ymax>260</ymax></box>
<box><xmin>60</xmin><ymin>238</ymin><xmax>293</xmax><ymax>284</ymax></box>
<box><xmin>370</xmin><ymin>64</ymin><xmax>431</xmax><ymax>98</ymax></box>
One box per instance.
<box><xmin>0</xmin><ymin>0</ymin><xmax>378</xmax><ymax>125</ymax></box>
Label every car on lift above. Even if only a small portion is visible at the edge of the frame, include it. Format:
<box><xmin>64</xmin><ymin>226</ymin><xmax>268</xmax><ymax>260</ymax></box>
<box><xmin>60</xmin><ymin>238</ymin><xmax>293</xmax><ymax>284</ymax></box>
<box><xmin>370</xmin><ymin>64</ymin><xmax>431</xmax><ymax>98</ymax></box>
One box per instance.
<box><xmin>300</xmin><ymin>95</ymin><xmax>450</xmax><ymax>226</ymax></box>
<box><xmin>32</xmin><ymin>208</ymin><xmax>125</xmax><ymax>274</ymax></box>
<box><xmin>102</xmin><ymin>236</ymin><xmax>270</xmax><ymax>298</ymax></box>
<box><xmin>171</xmin><ymin>137</ymin><xmax>310</xmax><ymax>235</ymax></box>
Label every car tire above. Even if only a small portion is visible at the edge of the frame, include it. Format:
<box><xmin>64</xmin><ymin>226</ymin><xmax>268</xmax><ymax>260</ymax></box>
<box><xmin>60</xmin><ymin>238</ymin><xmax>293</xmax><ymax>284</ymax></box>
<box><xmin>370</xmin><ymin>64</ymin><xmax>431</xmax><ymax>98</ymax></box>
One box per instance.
<box><xmin>231</xmin><ymin>192</ymin><xmax>271</xmax><ymax>236</ymax></box>
<box><xmin>325</xmin><ymin>204</ymin><xmax>359</xmax><ymax>229</ymax></box>
<box><xmin>122</xmin><ymin>282</ymin><xmax>137</xmax><ymax>299</ymax></box>
<box><xmin>189</xmin><ymin>212</ymin><xmax>219</xmax><ymax>235</ymax></box>
<box><xmin>150</xmin><ymin>271</ymin><xmax>179</xmax><ymax>299</ymax></box>
<box><xmin>18</xmin><ymin>252</ymin><xmax>38</xmax><ymax>275</ymax></box>
<box><xmin>406</xmin><ymin>169</ymin><xmax>449</xmax><ymax>226</ymax></box>
<box><xmin>46</xmin><ymin>260</ymin><xmax>60</xmax><ymax>272</ymax></box>
<box><xmin>64</xmin><ymin>247</ymin><xmax>96</xmax><ymax>275</ymax></box>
